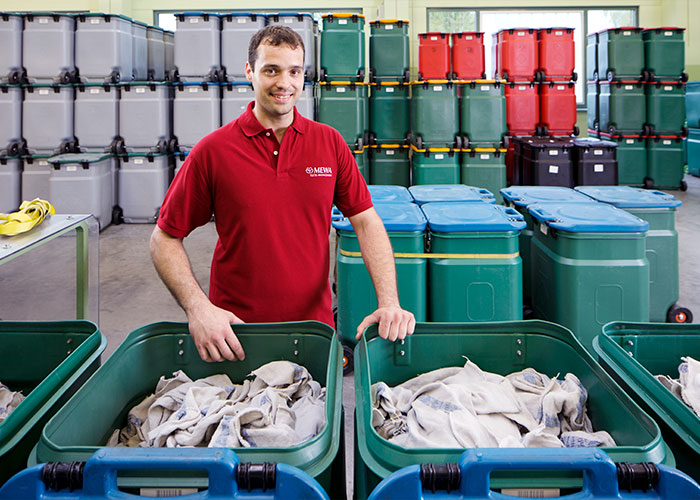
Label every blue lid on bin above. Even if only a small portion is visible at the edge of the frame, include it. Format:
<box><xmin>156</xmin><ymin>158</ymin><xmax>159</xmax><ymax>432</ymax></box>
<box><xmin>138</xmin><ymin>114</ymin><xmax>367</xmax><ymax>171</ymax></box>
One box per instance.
<box><xmin>332</xmin><ymin>203</ymin><xmax>426</xmax><ymax>232</ymax></box>
<box><xmin>422</xmin><ymin>203</ymin><xmax>526</xmax><ymax>232</ymax></box>
<box><xmin>409</xmin><ymin>185</ymin><xmax>495</xmax><ymax>205</ymax></box>
<box><xmin>501</xmin><ymin>186</ymin><xmax>594</xmax><ymax>208</ymax></box>
<box><xmin>528</xmin><ymin>202</ymin><xmax>649</xmax><ymax>233</ymax></box>
<box><xmin>575</xmin><ymin>186</ymin><xmax>682</xmax><ymax>209</ymax></box>
<box><xmin>176</xmin><ymin>12</ymin><xmax>221</xmax><ymax>18</ymax></box>
<box><xmin>369</xmin><ymin>185</ymin><xmax>413</xmax><ymax>204</ymax></box>
<box><xmin>331</xmin><ymin>206</ymin><xmax>343</xmax><ymax>221</ymax></box>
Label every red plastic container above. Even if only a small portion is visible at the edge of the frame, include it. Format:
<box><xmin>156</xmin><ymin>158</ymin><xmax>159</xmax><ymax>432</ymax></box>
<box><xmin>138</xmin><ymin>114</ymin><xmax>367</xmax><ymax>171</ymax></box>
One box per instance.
<box><xmin>496</xmin><ymin>28</ymin><xmax>538</xmax><ymax>81</ymax></box>
<box><xmin>505</xmin><ymin>82</ymin><xmax>539</xmax><ymax>135</ymax></box>
<box><xmin>418</xmin><ymin>32</ymin><xmax>450</xmax><ymax>80</ymax></box>
<box><xmin>451</xmin><ymin>32</ymin><xmax>485</xmax><ymax>80</ymax></box>
<box><xmin>537</xmin><ymin>27</ymin><xmax>576</xmax><ymax>82</ymax></box>
<box><xmin>539</xmin><ymin>81</ymin><xmax>577</xmax><ymax>135</ymax></box>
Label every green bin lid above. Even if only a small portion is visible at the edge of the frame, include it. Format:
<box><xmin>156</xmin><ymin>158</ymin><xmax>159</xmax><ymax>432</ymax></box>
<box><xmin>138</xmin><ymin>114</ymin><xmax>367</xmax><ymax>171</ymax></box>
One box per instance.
<box><xmin>368</xmin><ymin>185</ymin><xmax>413</xmax><ymax>204</ymax></box>
<box><xmin>500</xmin><ymin>186</ymin><xmax>594</xmax><ymax>208</ymax></box>
<box><xmin>332</xmin><ymin>202</ymin><xmax>426</xmax><ymax>232</ymax></box>
<box><xmin>409</xmin><ymin>185</ymin><xmax>495</xmax><ymax>205</ymax></box>
<box><xmin>575</xmin><ymin>186</ymin><xmax>681</xmax><ymax>209</ymax></box>
<box><xmin>76</xmin><ymin>13</ymin><xmax>132</xmax><ymax>22</ymax></box>
<box><xmin>422</xmin><ymin>202</ymin><xmax>526</xmax><ymax>232</ymax></box>
<box><xmin>48</xmin><ymin>153</ymin><xmax>112</xmax><ymax>164</ymax></box>
<box><xmin>528</xmin><ymin>202</ymin><xmax>649</xmax><ymax>233</ymax></box>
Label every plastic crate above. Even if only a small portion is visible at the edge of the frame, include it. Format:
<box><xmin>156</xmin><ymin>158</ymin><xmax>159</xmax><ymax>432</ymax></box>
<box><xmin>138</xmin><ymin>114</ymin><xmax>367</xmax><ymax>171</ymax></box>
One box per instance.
<box><xmin>318</xmin><ymin>82</ymin><xmax>368</xmax><ymax>149</ymax></box>
<box><xmin>320</xmin><ymin>14</ymin><xmax>365</xmax><ymax>82</ymax></box>
<box><xmin>369</xmin><ymin>145</ymin><xmax>409</xmax><ymax>186</ymax></box>
<box><xmin>451</xmin><ymin>32</ymin><xmax>485</xmax><ymax>80</ymax></box>
<box><xmin>418</xmin><ymin>33</ymin><xmax>449</xmax><ymax>81</ymax></box>
<box><xmin>459</xmin><ymin>148</ymin><xmax>506</xmax><ymax>204</ymax></box>
<box><xmin>505</xmin><ymin>82</ymin><xmax>539</xmax><ymax>135</ymax></box>
<box><xmin>537</xmin><ymin>27</ymin><xmax>575</xmax><ymax>82</ymax></box>
<box><xmin>495</xmin><ymin>29</ymin><xmax>538</xmax><ymax>81</ymax></box>
<box><xmin>410</xmin><ymin>147</ymin><xmax>459</xmax><ymax>185</ymax></box>
<box><xmin>369</xmin><ymin>82</ymin><xmax>410</xmax><ymax>145</ymax></box>
<box><xmin>369</xmin><ymin>20</ymin><xmax>409</xmax><ymax>82</ymax></box>
<box><xmin>410</xmin><ymin>80</ymin><xmax>459</xmax><ymax>149</ymax></box>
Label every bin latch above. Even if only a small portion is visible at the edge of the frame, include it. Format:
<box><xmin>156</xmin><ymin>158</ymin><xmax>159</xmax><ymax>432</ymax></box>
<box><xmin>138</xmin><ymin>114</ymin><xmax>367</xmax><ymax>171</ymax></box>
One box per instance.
<box><xmin>420</xmin><ymin>462</ymin><xmax>461</xmax><ymax>493</ymax></box>
<box><xmin>42</xmin><ymin>461</ymin><xmax>85</xmax><ymax>492</ymax></box>
<box><xmin>616</xmin><ymin>462</ymin><xmax>659</xmax><ymax>492</ymax></box>
<box><xmin>394</xmin><ymin>337</ymin><xmax>411</xmax><ymax>365</ymax></box>
<box><xmin>237</xmin><ymin>462</ymin><xmax>276</xmax><ymax>492</ymax></box>
<box><xmin>175</xmin><ymin>336</ymin><xmax>190</xmax><ymax>365</ymax></box>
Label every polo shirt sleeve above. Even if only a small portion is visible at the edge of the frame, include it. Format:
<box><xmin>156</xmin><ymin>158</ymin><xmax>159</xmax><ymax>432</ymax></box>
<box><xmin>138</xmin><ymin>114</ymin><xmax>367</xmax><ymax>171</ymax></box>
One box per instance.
<box><xmin>333</xmin><ymin>133</ymin><xmax>372</xmax><ymax>218</ymax></box>
<box><xmin>157</xmin><ymin>147</ymin><xmax>214</xmax><ymax>239</ymax></box>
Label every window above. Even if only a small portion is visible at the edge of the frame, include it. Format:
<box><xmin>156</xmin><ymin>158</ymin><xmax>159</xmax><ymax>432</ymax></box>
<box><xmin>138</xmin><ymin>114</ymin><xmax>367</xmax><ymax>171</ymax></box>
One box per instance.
<box><xmin>427</xmin><ymin>7</ymin><xmax>637</xmax><ymax>107</ymax></box>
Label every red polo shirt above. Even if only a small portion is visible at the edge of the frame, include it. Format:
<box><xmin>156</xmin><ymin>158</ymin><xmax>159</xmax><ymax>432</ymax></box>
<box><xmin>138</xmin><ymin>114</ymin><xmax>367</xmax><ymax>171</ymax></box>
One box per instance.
<box><xmin>158</xmin><ymin>102</ymin><xmax>372</xmax><ymax>326</ymax></box>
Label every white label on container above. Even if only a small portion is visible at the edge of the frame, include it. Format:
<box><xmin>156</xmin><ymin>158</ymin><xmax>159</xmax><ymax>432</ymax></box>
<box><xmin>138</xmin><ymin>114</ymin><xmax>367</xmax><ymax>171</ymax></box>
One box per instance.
<box><xmin>67</xmin><ymin>165</ymin><xmax>78</xmax><ymax>172</ymax></box>
<box><xmin>90</xmin><ymin>18</ymin><xmax>100</xmax><ymax>24</ymax></box>
<box><xmin>39</xmin><ymin>89</ymin><xmax>49</xmax><ymax>95</ymax></box>
<box><xmin>557</xmin><ymin>85</ymin><xmax>565</xmax><ymax>90</ymax></box>
<box><xmin>480</xmin><ymin>154</ymin><xmax>490</xmax><ymax>159</ymax></box>
<box><xmin>237</xmin><ymin>18</ymin><xmax>246</xmax><ymax>23</ymax></box>
<box><xmin>555</xmin><ymin>31</ymin><xmax>563</xmax><ymax>36</ymax></box>
<box><xmin>386</xmin><ymin>25</ymin><xmax>393</xmax><ymax>30</ymax></box>
<box><xmin>466</xmin><ymin>35</ymin><xmax>473</xmax><ymax>40</ymax></box>
<box><xmin>134</xmin><ymin>158</ymin><xmax>144</xmax><ymax>164</ymax></box>
<box><xmin>90</xmin><ymin>88</ymin><xmax>100</xmax><ymax>94</ymax></box>
<box><xmin>386</xmin><ymin>150</ymin><xmax>395</xmax><ymax>155</ymax></box>
<box><xmin>665</xmin><ymin>86</ymin><xmax>673</xmax><ymax>91</ymax></box>
<box><xmin>517</xmin><ymin>31</ymin><xmax>525</xmax><ymax>36</ymax></box>
<box><xmin>540</xmin><ymin>223</ymin><xmax>548</xmax><ymax>235</ymax></box>
<box><xmin>594</xmin><ymin>149</ymin><xmax>603</xmax><ymax>155</ymax></box>
<box><xmin>434</xmin><ymin>86</ymin><xmax>442</xmax><ymax>91</ymax></box>
<box><xmin>431</xmin><ymin>36</ymin><xmax>438</xmax><ymax>40</ymax></box>
<box><xmin>140</xmin><ymin>489</ymin><xmax>197</xmax><ymax>497</ymax></box>
<box><xmin>190</xmin><ymin>18</ymin><xmax>199</xmax><ymax>23</ymax></box>
<box><xmin>665</xmin><ymin>31</ymin><xmax>673</xmax><ymax>36</ymax></box>
<box><xmin>549</xmin><ymin>165</ymin><xmax>559</xmax><ymax>174</ymax></box>
<box><xmin>336</xmin><ymin>87</ymin><xmax>346</xmax><ymax>93</ymax></box>
<box><xmin>136</xmin><ymin>87</ymin><xmax>146</xmax><ymax>93</ymax></box>
<box><xmin>519</xmin><ymin>86</ymin><xmax>526</xmax><ymax>90</ymax></box>
<box><xmin>663</xmin><ymin>140</ymin><xmax>672</xmax><ymax>145</ymax></box>
<box><xmin>39</xmin><ymin>18</ymin><xmax>48</xmax><ymax>23</ymax></box>
<box><xmin>481</xmin><ymin>85</ymin><xmax>490</xmax><ymax>91</ymax></box>
<box><xmin>623</xmin><ymin>31</ymin><xmax>631</xmax><ymax>36</ymax></box>
<box><xmin>189</xmin><ymin>87</ymin><xmax>198</xmax><ymax>93</ymax></box>
<box><xmin>339</xmin><ymin>19</ymin><xmax>348</xmax><ymax>25</ymax></box>
<box><xmin>549</xmin><ymin>150</ymin><xmax>559</xmax><ymax>156</ymax></box>
<box><xmin>237</xmin><ymin>87</ymin><xmax>247</xmax><ymax>93</ymax></box>
<box><xmin>502</xmin><ymin>489</ymin><xmax>559</xmax><ymax>498</ymax></box>
<box><xmin>594</xmin><ymin>164</ymin><xmax>604</xmax><ymax>172</ymax></box>
<box><xmin>435</xmin><ymin>154</ymin><xmax>445</xmax><ymax>159</ymax></box>
<box><xmin>386</xmin><ymin>87</ymin><xmax>395</xmax><ymax>93</ymax></box>
<box><xmin>625</xmin><ymin>85</ymin><xmax>633</xmax><ymax>90</ymax></box>
<box><xmin>626</xmin><ymin>139</ymin><xmax>634</xmax><ymax>144</ymax></box>
<box><xmin>284</xmin><ymin>18</ymin><xmax>293</xmax><ymax>23</ymax></box>
<box><xmin>39</xmin><ymin>161</ymin><xmax>48</xmax><ymax>166</ymax></box>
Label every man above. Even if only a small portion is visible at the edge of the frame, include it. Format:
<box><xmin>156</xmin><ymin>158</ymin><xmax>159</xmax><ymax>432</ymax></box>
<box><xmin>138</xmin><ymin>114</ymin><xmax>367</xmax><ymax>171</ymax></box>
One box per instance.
<box><xmin>150</xmin><ymin>25</ymin><xmax>414</xmax><ymax>363</ymax></box>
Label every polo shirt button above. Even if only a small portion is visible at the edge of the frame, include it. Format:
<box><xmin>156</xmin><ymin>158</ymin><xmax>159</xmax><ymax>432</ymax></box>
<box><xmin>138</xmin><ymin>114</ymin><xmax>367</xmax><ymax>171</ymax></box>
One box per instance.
<box><xmin>273</xmin><ymin>151</ymin><xmax>278</xmax><ymax>156</ymax></box>
<box><xmin>266</xmin><ymin>132</ymin><xmax>270</xmax><ymax>137</ymax></box>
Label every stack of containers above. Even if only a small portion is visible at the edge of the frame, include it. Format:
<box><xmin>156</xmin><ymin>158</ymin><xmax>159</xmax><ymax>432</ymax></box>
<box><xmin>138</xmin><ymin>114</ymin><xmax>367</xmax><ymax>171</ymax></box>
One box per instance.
<box><xmin>513</xmin><ymin>136</ymin><xmax>574</xmax><ymax>187</ymax></box>
<box><xmin>418</xmin><ymin>31</ymin><xmax>487</xmax><ymax>81</ymax></box>
<box><xmin>268</xmin><ymin>13</ymin><xmax>317</xmax><ymax>82</ymax></box>
<box><xmin>688</xmin><ymin>81</ymin><xmax>700</xmax><ymax>176</ymax></box>
<box><xmin>1</xmin><ymin>12</ymin><xmax>24</xmax><ymax>84</ymax></box>
<box><xmin>537</xmin><ymin>28</ymin><xmax>578</xmax><ymax>137</ymax></box>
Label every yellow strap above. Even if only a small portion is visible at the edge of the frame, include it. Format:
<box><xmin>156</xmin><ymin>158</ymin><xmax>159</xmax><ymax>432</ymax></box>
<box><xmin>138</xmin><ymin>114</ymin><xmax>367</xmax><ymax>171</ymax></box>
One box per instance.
<box><xmin>0</xmin><ymin>199</ymin><xmax>55</xmax><ymax>236</ymax></box>
<box><xmin>339</xmin><ymin>248</ymin><xmax>519</xmax><ymax>259</ymax></box>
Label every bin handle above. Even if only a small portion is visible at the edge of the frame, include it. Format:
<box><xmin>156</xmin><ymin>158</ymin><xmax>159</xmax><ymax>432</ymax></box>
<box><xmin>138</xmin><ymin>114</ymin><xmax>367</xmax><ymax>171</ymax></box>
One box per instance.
<box><xmin>499</xmin><ymin>206</ymin><xmax>523</xmax><ymax>220</ymax></box>
<box><xmin>527</xmin><ymin>205</ymin><xmax>555</xmax><ymax>223</ymax></box>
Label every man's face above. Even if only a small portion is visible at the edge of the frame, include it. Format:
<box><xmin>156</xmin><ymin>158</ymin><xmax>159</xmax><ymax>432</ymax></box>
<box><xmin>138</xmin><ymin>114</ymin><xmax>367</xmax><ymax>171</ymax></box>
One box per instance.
<box><xmin>245</xmin><ymin>42</ymin><xmax>304</xmax><ymax>120</ymax></box>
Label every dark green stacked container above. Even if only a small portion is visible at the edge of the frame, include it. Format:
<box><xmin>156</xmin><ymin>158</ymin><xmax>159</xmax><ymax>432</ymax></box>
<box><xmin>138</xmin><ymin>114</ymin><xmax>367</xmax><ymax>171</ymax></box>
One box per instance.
<box><xmin>689</xmin><ymin>128</ymin><xmax>700</xmax><ymax>177</ymax></box>
<box><xmin>586</xmin><ymin>32</ymin><xmax>598</xmax><ymax>81</ymax></box>
<box><xmin>587</xmin><ymin>82</ymin><xmax>599</xmax><ymax>133</ymax></box>
<box><xmin>459</xmin><ymin>80</ymin><xmax>506</xmax><ymax>149</ymax></box>
<box><xmin>410</xmin><ymin>146</ymin><xmax>459</xmax><ymax>185</ymax></box>
<box><xmin>350</xmin><ymin>144</ymin><xmax>369</xmax><ymax>182</ymax></box>
<box><xmin>317</xmin><ymin>81</ymin><xmax>368</xmax><ymax>149</ymax></box>
<box><xmin>645</xmin><ymin>82</ymin><xmax>686</xmax><ymax>136</ymax></box>
<box><xmin>646</xmin><ymin>136</ymin><xmax>686</xmax><ymax>190</ymax></box>
<box><xmin>369</xmin><ymin>145</ymin><xmax>409</xmax><ymax>186</ymax></box>
<box><xmin>320</xmin><ymin>13</ymin><xmax>365</xmax><ymax>82</ymax></box>
<box><xmin>460</xmin><ymin>148</ymin><xmax>506</xmax><ymax>203</ymax></box>
<box><xmin>642</xmin><ymin>27</ymin><xmax>687</xmax><ymax>82</ymax></box>
<box><xmin>688</xmin><ymin>81</ymin><xmax>700</xmax><ymax>129</ymax></box>
<box><xmin>369</xmin><ymin>82</ymin><xmax>410</xmax><ymax>145</ymax></box>
<box><xmin>597</xmin><ymin>27</ymin><xmax>644</xmax><ymax>82</ymax></box>
<box><xmin>598</xmin><ymin>81</ymin><xmax>645</xmax><ymax>135</ymax></box>
<box><xmin>606</xmin><ymin>135</ymin><xmax>646</xmax><ymax>186</ymax></box>
<box><xmin>368</xmin><ymin>20</ymin><xmax>409</xmax><ymax>83</ymax></box>
<box><xmin>410</xmin><ymin>80</ymin><xmax>460</xmax><ymax>149</ymax></box>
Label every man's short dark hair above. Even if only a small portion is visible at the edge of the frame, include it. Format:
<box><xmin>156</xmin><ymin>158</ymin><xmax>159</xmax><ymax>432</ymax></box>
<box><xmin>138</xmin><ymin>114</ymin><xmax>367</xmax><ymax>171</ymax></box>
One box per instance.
<box><xmin>248</xmin><ymin>25</ymin><xmax>305</xmax><ymax>71</ymax></box>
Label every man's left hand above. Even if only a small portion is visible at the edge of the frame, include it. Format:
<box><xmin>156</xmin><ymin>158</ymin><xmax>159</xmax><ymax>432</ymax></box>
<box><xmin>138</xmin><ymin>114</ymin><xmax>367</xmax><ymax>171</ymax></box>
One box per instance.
<box><xmin>355</xmin><ymin>306</ymin><xmax>416</xmax><ymax>342</ymax></box>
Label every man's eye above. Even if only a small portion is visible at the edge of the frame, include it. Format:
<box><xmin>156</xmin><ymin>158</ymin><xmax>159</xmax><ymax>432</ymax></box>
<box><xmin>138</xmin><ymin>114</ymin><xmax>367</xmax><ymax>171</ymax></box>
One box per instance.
<box><xmin>264</xmin><ymin>69</ymin><xmax>276</xmax><ymax>75</ymax></box>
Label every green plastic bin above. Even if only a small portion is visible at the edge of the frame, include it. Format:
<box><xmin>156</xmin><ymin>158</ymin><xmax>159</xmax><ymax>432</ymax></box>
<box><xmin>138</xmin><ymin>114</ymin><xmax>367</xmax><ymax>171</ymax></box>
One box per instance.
<box><xmin>688</xmin><ymin>128</ymin><xmax>700</xmax><ymax>177</ymax></box>
<box><xmin>333</xmin><ymin>203</ymin><xmax>427</xmax><ymax>347</ymax></box>
<box><xmin>369</xmin><ymin>82</ymin><xmax>410</xmax><ymax>145</ymax></box>
<box><xmin>646</xmin><ymin>136</ymin><xmax>686</xmax><ymax>191</ymax></box>
<box><xmin>368</xmin><ymin>20</ymin><xmax>409</xmax><ymax>82</ymax></box>
<box><xmin>320</xmin><ymin>13</ymin><xmax>365</xmax><ymax>82</ymax></box>
<box><xmin>597</xmin><ymin>27</ymin><xmax>644</xmax><ymax>82</ymax></box>
<box><xmin>459</xmin><ymin>80</ymin><xmax>506</xmax><ymax>148</ymax></box>
<box><xmin>642</xmin><ymin>28</ymin><xmax>686</xmax><ymax>82</ymax></box>
<box><xmin>587</xmin><ymin>82</ymin><xmax>599</xmax><ymax>132</ymax></box>
<box><xmin>354</xmin><ymin>320</ymin><xmax>674</xmax><ymax>500</ymax></box>
<box><xmin>529</xmin><ymin>202</ymin><xmax>650</xmax><ymax>351</ymax></box>
<box><xmin>687</xmin><ymin>82</ymin><xmax>700</xmax><ymax>129</ymax></box>
<box><xmin>410</xmin><ymin>80</ymin><xmax>460</xmax><ymax>149</ymax></box>
<box><xmin>423</xmin><ymin>203</ymin><xmax>525</xmax><ymax>322</ymax></box>
<box><xmin>410</xmin><ymin>146</ymin><xmax>459</xmax><ymax>185</ymax></box>
<box><xmin>369</xmin><ymin>145</ymin><xmax>409</xmax><ymax>186</ymax></box>
<box><xmin>575</xmin><ymin>186</ymin><xmax>684</xmax><ymax>323</ymax></box>
<box><xmin>28</xmin><ymin>321</ymin><xmax>345</xmax><ymax>499</ymax></box>
<box><xmin>586</xmin><ymin>32</ymin><xmax>598</xmax><ymax>81</ymax></box>
<box><xmin>603</xmin><ymin>135</ymin><xmax>646</xmax><ymax>186</ymax></box>
<box><xmin>351</xmin><ymin>144</ymin><xmax>369</xmax><ymax>183</ymax></box>
<box><xmin>317</xmin><ymin>81</ymin><xmax>368</xmax><ymax>148</ymax></box>
<box><xmin>0</xmin><ymin>321</ymin><xmax>105</xmax><ymax>486</ymax></box>
<box><xmin>460</xmin><ymin>148</ymin><xmax>506</xmax><ymax>204</ymax></box>
<box><xmin>645</xmin><ymin>82</ymin><xmax>686</xmax><ymax>135</ymax></box>
<box><xmin>594</xmin><ymin>322</ymin><xmax>700</xmax><ymax>482</ymax></box>
<box><xmin>599</xmin><ymin>81</ymin><xmax>646</xmax><ymax>135</ymax></box>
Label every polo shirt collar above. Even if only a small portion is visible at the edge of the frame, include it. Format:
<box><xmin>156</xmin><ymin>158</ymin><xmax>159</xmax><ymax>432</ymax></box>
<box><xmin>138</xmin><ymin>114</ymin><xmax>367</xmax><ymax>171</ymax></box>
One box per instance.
<box><xmin>239</xmin><ymin>101</ymin><xmax>307</xmax><ymax>137</ymax></box>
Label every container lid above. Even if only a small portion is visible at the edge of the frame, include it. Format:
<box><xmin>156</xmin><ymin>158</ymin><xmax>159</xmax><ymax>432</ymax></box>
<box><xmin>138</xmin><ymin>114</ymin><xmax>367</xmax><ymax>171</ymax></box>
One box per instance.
<box><xmin>0</xmin><ymin>12</ymin><xmax>22</xmax><ymax>17</ymax></box>
<box><xmin>48</xmin><ymin>153</ymin><xmax>112</xmax><ymax>164</ymax></box>
<box><xmin>121</xmin><ymin>81</ymin><xmax>170</xmax><ymax>87</ymax></box>
<box><xmin>24</xmin><ymin>12</ymin><xmax>74</xmax><ymax>18</ymax></box>
<box><xmin>371</xmin><ymin>19</ymin><xmax>409</xmax><ymax>25</ymax></box>
<box><xmin>132</xmin><ymin>20</ymin><xmax>149</xmax><ymax>27</ymax></box>
<box><xmin>123</xmin><ymin>152</ymin><xmax>168</xmax><ymax>159</ymax></box>
<box><xmin>500</xmin><ymin>186</ymin><xmax>594</xmax><ymax>207</ymax></box>
<box><xmin>419</xmin><ymin>32</ymin><xmax>448</xmax><ymax>37</ymax></box>
<box><xmin>222</xmin><ymin>12</ymin><xmax>265</xmax><ymax>18</ymax></box>
<box><xmin>270</xmin><ymin>12</ymin><xmax>313</xmax><ymax>19</ymax></box>
<box><xmin>147</xmin><ymin>24</ymin><xmax>164</xmax><ymax>31</ymax></box>
<box><xmin>451</xmin><ymin>32</ymin><xmax>484</xmax><ymax>37</ymax></box>
<box><xmin>322</xmin><ymin>13</ymin><xmax>365</xmax><ymax>19</ymax></box>
<box><xmin>176</xmin><ymin>12</ymin><xmax>221</xmax><ymax>18</ymax></box>
<box><xmin>572</xmin><ymin>138</ymin><xmax>617</xmax><ymax>149</ymax></box>
<box><xmin>643</xmin><ymin>27</ymin><xmax>684</xmax><ymax>32</ymax></box>
<box><xmin>24</xmin><ymin>83</ymin><xmax>73</xmax><ymax>89</ymax></box>
<box><xmin>173</xmin><ymin>81</ymin><xmax>221</xmax><ymax>87</ymax></box>
<box><xmin>422</xmin><ymin>203</ymin><xmax>526</xmax><ymax>232</ymax></box>
<box><xmin>321</xmin><ymin>81</ymin><xmax>367</xmax><ymax>86</ymax></box>
<box><xmin>528</xmin><ymin>202</ymin><xmax>649</xmax><ymax>233</ymax></box>
<box><xmin>368</xmin><ymin>185</ymin><xmax>413</xmax><ymax>203</ymax></box>
<box><xmin>409</xmin><ymin>185</ymin><xmax>495</xmax><ymax>204</ymax></box>
<box><xmin>332</xmin><ymin>202</ymin><xmax>426</xmax><ymax>232</ymax></box>
<box><xmin>575</xmin><ymin>186</ymin><xmax>681</xmax><ymax>209</ymax></box>
<box><xmin>77</xmin><ymin>13</ymin><xmax>132</xmax><ymax>22</ymax></box>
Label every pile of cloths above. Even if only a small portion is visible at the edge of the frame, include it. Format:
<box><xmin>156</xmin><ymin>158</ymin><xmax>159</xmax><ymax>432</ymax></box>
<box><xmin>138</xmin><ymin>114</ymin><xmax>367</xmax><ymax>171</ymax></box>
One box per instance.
<box><xmin>371</xmin><ymin>359</ymin><xmax>616</xmax><ymax>449</ymax></box>
<box><xmin>107</xmin><ymin>360</ymin><xmax>326</xmax><ymax>448</ymax></box>
<box><xmin>0</xmin><ymin>383</ymin><xmax>25</xmax><ymax>422</ymax></box>
<box><xmin>656</xmin><ymin>356</ymin><xmax>700</xmax><ymax>417</ymax></box>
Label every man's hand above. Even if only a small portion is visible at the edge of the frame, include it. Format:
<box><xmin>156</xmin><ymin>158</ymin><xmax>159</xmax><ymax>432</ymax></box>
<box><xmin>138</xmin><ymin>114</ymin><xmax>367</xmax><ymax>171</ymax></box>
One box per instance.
<box><xmin>187</xmin><ymin>302</ymin><xmax>246</xmax><ymax>362</ymax></box>
<box><xmin>355</xmin><ymin>305</ymin><xmax>416</xmax><ymax>342</ymax></box>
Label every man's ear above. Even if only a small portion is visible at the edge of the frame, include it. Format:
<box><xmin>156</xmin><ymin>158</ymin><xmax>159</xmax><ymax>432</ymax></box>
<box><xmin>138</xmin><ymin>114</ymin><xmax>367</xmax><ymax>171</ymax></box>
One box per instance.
<box><xmin>245</xmin><ymin>61</ymin><xmax>253</xmax><ymax>83</ymax></box>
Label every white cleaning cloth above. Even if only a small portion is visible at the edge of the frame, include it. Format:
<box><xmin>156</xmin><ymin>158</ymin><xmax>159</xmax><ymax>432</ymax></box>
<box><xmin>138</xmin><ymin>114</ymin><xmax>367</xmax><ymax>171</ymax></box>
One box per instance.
<box><xmin>656</xmin><ymin>356</ymin><xmax>700</xmax><ymax>418</ymax></box>
<box><xmin>0</xmin><ymin>383</ymin><xmax>25</xmax><ymax>422</ymax></box>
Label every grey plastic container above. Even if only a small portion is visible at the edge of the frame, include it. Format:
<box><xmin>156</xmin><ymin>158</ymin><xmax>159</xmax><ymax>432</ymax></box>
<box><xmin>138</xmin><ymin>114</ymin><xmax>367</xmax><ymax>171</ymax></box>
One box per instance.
<box><xmin>173</xmin><ymin>82</ymin><xmax>221</xmax><ymax>148</ymax></box>
<box><xmin>174</xmin><ymin>13</ymin><xmax>221</xmax><ymax>82</ymax></box>
<box><xmin>74</xmin><ymin>14</ymin><xmax>132</xmax><ymax>84</ymax></box>
<box><xmin>74</xmin><ymin>84</ymin><xmax>119</xmax><ymax>153</ymax></box>
<box><xmin>268</xmin><ymin>13</ymin><xmax>317</xmax><ymax>82</ymax></box>
<box><xmin>221</xmin><ymin>82</ymin><xmax>254</xmax><ymax>124</ymax></box>
<box><xmin>21</xmin><ymin>156</ymin><xmax>53</xmax><ymax>201</ymax></box>
<box><xmin>174</xmin><ymin>150</ymin><xmax>188</xmax><ymax>177</ymax></box>
<box><xmin>0</xmin><ymin>13</ymin><xmax>23</xmax><ymax>84</ymax></box>
<box><xmin>221</xmin><ymin>13</ymin><xmax>266</xmax><ymax>82</ymax></box>
<box><xmin>119</xmin><ymin>82</ymin><xmax>171</xmax><ymax>153</ymax></box>
<box><xmin>131</xmin><ymin>21</ymin><xmax>148</xmax><ymax>82</ymax></box>
<box><xmin>0</xmin><ymin>157</ymin><xmax>21</xmax><ymax>213</ymax></box>
<box><xmin>297</xmin><ymin>82</ymin><xmax>316</xmax><ymax>121</ymax></box>
<box><xmin>163</xmin><ymin>31</ymin><xmax>175</xmax><ymax>76</ymax></box>
<box><xmin>0</xmin><ymin>85</ymin><xmax>22</xmax><ymax>156</ymax></box>
<box><xmin>118</xmin><ymin>153</ymin><xmax>170</xmax><ymax>223</ymax></box>
<box><xmin>23</xmin><ymin>84</ymin><xmax>75</xmax><ymax>154</ymax></box>
<box><xmin>48</xmin><ymin>153</ymin><xmax>115</xmax><ymax>229</ymax></box>
<box><xmin>146</xmin><ymin>26</ymin><xmax>165</xmax><ymax>81</ymax></box>
<box><xmin>22</xmin><ymin>13</ymin><xmax>75</xmax><ymax>84</ymax></box>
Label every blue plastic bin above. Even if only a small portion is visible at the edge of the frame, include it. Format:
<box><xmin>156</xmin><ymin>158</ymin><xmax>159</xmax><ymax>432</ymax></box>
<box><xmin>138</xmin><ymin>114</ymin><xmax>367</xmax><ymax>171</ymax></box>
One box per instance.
<box><xmin>368</xmin><ymin>185</ymin><xmax>414</xmax><ymax>204</ymax></box>
<box><xmin>408</xmin><ymin>184</ymin><xmax>495</xmax><ymax>205</ymax></box>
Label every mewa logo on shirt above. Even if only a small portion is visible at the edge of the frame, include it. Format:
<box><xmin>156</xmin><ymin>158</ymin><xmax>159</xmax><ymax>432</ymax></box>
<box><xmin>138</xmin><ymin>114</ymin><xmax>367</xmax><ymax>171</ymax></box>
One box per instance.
<box><xmin>305</xmin><ymin>166</ymin><xmax>333</xmax><ymax>177</ymax></box>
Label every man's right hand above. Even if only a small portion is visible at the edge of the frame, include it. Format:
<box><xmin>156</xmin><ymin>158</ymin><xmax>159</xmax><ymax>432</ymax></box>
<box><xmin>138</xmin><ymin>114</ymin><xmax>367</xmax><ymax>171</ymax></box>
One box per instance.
<box><xmin>187</xmin><ymin>302</ymin><xmax>246</xmax><ymax>362</ymax></box>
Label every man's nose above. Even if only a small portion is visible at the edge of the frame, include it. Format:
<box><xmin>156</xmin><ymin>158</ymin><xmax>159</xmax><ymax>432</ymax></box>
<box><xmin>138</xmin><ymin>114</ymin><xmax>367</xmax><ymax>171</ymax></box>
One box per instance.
<box><xmin>275</xmin><ymin>71</ymin><xmax>294</xmax><ymax>88</ymax></box>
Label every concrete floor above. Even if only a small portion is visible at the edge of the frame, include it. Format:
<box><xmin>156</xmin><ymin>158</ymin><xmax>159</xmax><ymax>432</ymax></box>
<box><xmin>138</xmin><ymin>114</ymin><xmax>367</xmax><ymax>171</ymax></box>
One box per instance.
<box><xmin>2</xmin><ymin>177</ymin><xmax>700</xmax><ymax>498</ymax></box>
